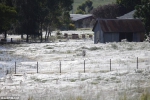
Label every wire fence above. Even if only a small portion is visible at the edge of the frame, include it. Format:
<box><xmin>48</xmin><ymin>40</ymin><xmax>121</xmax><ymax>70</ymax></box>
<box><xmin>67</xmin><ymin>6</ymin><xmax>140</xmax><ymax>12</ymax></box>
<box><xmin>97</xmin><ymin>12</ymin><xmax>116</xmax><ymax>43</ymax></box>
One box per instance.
<box><xmin>2</xmin><ymin>57</ymin><xmax>149</xmax><ymax>75</ymax></box>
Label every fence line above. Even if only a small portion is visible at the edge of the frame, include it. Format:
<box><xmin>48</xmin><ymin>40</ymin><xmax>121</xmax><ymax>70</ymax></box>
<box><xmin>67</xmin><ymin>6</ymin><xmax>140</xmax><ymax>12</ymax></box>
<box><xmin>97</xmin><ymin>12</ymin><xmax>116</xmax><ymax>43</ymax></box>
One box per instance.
<box><xmin>0</xmin><ymin>57</ymin><xmax>150</xmax><ymax>74</ymax></box>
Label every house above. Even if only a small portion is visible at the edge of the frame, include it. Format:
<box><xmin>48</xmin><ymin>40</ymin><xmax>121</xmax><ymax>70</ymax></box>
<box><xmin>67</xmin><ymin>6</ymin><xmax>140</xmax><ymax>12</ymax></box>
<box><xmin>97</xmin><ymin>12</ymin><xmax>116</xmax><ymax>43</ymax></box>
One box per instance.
<box><xmin>70</xmin><ymin>14</ymin><xmax>94</xmax><ymax>28</ymax></box>
<box><xmin>92</xmin><ymin>19</ymin><xmax>145</xmax><ymax>44</ymax></box>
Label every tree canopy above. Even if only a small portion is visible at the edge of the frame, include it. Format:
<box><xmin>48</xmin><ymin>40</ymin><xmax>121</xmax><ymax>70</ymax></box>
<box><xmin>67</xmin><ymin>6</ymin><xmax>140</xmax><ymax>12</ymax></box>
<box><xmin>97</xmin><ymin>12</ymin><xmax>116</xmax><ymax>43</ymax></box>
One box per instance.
<box><xmin>92</xmin><ymin>4</ymin><xmax>121</xmax><ymax>19</ymax></box>
<box><xmin>76</xmin><ymin>0</ymin><xmax>93</xmax><ymax>14</ymax></box>
<box><xmin>0</xmin><ymin>3</ymin><xmax>17</xmax><ymax>33</ymax></box>
<box><xmin>134</xmin><ymin>0</ymin><xmax>150</xmax><ymax>34</ymax></box>
<box><xmin>116</xmin><ymin>0</ymin><xmax>141</xmax><ymax>13</ymax></box>
<box><xmin>0</xmin><ymin>0</ymin><xmax>73</xmax><ymax>42</ymax></box>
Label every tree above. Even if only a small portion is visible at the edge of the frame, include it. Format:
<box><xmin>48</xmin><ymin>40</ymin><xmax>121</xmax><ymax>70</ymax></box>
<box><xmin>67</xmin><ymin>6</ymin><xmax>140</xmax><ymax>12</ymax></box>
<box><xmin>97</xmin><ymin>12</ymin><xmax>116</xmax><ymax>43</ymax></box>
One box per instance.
<box><xmin>134</xmin><ymin>0</ymin><xmax>150</xmax><ymax>34</ymax></box>
<box><xmin>92</xmin><ymin>4</ymin><xmax>121</xmax><ymax>19</ymax></box>
<box><xmin>76</xmin><ymin>0</ymin><xmax>93</xmax><ymax>14</ymax></box>
<box><xmin>14</xmin><ymin>0</ymin><xmax>73</xmax><ymax>42</ymax></box>
<box><xmin>85</xmin><ymin>0</ymin><xmax>93</xmax><ymax>13</ymax></box>
<box><xmin>76</xmin><ymin>9</ymin><xmax>85</xmax><ymax>14</ymax></box>
<box><xmin>0</xmin><ymin>3</ymin><xmax>17</xmax><ymax>38</ymax></box>
<box><xmin>18</xmin><ymin>0</ymin><xmax>40</xmax><ymax>42</ymax></box>
<box><xmin>116</xmin><ymin>0</ymin><xmax>141</xmax><ymax>13</ymax></box>
<box><xmin>44</xmin><ymin>0</ymin><xmax>73</xmax><ymax>41</ymax></box>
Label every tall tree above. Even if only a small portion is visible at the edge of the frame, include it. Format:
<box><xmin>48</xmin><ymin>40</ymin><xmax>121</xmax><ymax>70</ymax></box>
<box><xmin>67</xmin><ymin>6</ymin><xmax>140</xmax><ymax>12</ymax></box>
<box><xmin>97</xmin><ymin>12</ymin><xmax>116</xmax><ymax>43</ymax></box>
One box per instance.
<box><xmin>134</xmin><ymin>0</ymin><xmax>150</xmax><ymax>34</ymax></box>
<box><xmin>76</xmin><ymin>0</ymin><xmax>93</xmax><ymax>14</ymax></box>
<box><xmin>0</xmin><ymin>3</ymin><xmax>17</xmax><ymax>38</ymax></box>
<box><xmin>92</xmin><ymin>4</ymin><xmax>121</xmax><ymax>19</ymax></box>
<box><xmin>85</xmin><ymin>0</ymin><xmax>93</xmax><ymax>13</ymax></box>
<box><xmin>116</xmin><ymin>0</ymin><xmax>141</xmax><ymax>13</ymax></box>
<box><xmin>14</xmin><ymin>0</ymin><xmax>73</xmax><ymax>42</ymax></box>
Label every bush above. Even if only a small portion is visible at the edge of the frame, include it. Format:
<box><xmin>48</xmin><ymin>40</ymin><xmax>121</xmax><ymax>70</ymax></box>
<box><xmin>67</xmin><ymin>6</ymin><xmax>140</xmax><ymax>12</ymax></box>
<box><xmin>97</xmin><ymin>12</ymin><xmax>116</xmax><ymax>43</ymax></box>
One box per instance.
<box><xmin>141</xmin><ymin>91</ymin><xmax>150</xmax><ymax>100</ymax></box>
<box><xmin>56</xmin><ymin>31</ymin><xmax>62</xmax><ymax>35</ymax></box>
<box><xmin>111</xmin><ymin>43</ymin><xmax>118</xmax><ymax>49</ymax></box>
<box><xmin>69</xmin><ymin>23</ymin><xmax>76</xmax><ymax>30</ymax></box>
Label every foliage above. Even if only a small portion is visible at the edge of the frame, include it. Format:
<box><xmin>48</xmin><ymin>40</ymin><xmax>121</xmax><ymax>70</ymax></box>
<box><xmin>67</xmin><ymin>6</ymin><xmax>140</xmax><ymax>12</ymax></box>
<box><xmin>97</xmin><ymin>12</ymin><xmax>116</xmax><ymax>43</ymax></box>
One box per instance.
<box><xmin>76</xmin><ymin>0</ymin><xmax>93</xmax><ymax>14</ymax></box>
<box><xmin>76</xmin><ymin>9</ymin><xmax>85</xmax><ymax>14</ymax></box>
<box><xmin>116</xmin><ymin>0</ymin><xmax>141</xmax><ymax>13</ymax></box>
<box><xmin>134</xmin><ymin>0</ymin><xmax>150</xmax><ymax>34</ymax></box>
<box><xmin>15</xmin><ymin>0</ymin><xmax>73</xmax><ymax>42</ymax></box>
<box><xmin>92</xmin><ymin>3</ymin><xmax>121</xmax><ymax>19</ymax></box>
<box><xmin>69</xmin><ymin>23</ymin><xmax>76</xmax><ymax>30</ymax></box>
<box><xmin>0</xmin><ymin>0</ymin><xmax>73</xmax><ymax>42</ymax></box>
<box><xmin>0</xmin><ymin>3</ymin><xmax>17</xmax><ymax>33</ymax></box>
<box><xmin>140</xmin><ymin>91</ymin><xmax>150</xmax><ymax>100</ymax></box>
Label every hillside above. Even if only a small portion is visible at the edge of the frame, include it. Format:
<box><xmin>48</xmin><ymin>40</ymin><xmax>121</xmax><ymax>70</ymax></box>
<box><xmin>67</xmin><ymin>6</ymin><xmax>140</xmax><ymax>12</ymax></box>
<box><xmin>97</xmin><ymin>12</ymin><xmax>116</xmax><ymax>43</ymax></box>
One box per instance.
<box><xmin>71</xmin><ymin>0</ymin><xmax>116</xmax><ymax>13</ymax></box>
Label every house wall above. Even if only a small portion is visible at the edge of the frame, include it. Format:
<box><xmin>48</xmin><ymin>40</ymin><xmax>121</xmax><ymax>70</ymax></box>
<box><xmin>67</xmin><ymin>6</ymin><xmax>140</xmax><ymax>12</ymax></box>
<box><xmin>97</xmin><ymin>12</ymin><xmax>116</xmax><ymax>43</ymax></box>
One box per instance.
<box><xmin>74</xmin><ymin>16</ymin><xmax>94</xmax><ymax>28</ymax></box>
<box><xmin>94</xmin><ymin>21</ymin><xmax>104</xmax><ymax>44</ymax></box>
<box><xmin>104</xmin><ymin>33</ymin><xmax>119</xmax><ymax>43</ymax></box>
<box><xmin>133</xmin><ymin>33</ymin><xmax>140</xmax><ymax>42</ymax></box>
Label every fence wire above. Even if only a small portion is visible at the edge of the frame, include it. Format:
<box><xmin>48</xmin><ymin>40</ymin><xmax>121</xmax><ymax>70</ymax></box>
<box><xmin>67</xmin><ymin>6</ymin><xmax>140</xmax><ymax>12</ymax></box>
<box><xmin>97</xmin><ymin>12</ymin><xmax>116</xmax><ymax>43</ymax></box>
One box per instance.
<box><xmin>4</xmin><ymin>57</ymin><xmax>149</xmax><ymax>74</ymax></box>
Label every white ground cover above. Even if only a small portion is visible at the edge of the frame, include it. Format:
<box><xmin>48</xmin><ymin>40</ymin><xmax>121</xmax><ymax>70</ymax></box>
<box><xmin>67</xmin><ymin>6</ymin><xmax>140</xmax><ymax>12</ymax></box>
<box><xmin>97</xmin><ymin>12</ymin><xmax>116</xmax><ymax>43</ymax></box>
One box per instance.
<box><xmin>0</xmin><ymin>36</ymin><xmax>150</xmax><ymax>100</ymax></box>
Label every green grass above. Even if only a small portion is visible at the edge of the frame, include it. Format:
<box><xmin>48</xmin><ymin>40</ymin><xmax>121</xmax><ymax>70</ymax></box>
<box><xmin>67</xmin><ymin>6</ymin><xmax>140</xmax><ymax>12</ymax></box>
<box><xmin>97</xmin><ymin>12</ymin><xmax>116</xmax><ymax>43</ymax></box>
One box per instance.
<box><xmin>71</xmin><ymin>0</ymin><xmax>116</xmax><ymax>13</ymax></box>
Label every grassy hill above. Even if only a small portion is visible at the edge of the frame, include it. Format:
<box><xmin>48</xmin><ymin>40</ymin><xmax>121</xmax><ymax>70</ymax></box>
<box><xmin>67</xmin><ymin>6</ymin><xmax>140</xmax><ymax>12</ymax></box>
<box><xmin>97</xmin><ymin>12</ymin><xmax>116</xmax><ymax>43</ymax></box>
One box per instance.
<box><xmin>71</xmin><ymin>0</ymin><xmax>116</xmax><ymax>14</ymax></box>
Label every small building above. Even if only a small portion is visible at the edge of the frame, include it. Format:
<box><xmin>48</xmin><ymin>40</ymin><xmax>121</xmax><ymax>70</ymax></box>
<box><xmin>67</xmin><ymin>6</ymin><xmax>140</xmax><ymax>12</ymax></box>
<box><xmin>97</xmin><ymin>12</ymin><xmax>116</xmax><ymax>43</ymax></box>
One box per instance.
<box><xmin>92</xmin><ymin>19</ymin><xmax>145</xmax><ymax>44</ymax></box>
<box><xmin>70</xmin><ymin>14</ymin><xmax>94</xmax><ymax>28</ymax></box>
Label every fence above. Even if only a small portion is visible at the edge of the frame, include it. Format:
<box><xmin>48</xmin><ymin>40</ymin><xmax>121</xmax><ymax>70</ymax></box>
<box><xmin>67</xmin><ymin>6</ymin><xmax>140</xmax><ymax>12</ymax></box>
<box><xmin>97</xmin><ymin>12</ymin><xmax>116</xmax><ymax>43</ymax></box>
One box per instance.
<box><xmin>3</xmin><ymin>57</ymin><xmax>148</xmax><ymax>75</ymax></box>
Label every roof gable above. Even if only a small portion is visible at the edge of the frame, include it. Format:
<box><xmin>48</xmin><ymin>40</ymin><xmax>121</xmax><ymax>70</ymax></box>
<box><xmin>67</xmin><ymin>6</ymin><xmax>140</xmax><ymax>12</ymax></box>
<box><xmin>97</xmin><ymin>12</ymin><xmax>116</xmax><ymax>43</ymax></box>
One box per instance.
<box><xmin>117</xmin><ymin>10</ymin><xmax>135</xmax><ymax>19</ymax></box>
<box><xmin>93</xmin><ymin>19</ymin><xmax>145</xmax><ymax>33</ymax></box>
<box><xmin>70</xmin><ymin>14</ymin><xmax>93</xmax><ymax>21</ymax></box>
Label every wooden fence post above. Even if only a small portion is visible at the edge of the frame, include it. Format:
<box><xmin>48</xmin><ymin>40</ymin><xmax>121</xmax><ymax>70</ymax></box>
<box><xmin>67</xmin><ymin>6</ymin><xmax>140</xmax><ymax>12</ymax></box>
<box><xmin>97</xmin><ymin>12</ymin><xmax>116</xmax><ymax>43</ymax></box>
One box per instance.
<box><xmin>11</xmin><ymin>38</ymin><xmax>12</xmax><ymax>42</ymax></box>
<box><xmin>60</xmin><ymin>61</ymin><xmax>61</xmax><ymax>73</ymax></box>
<box><xmin>37</xmin><ymin>62</ymin><xmax>38</xmax><ymax>73</ymax></box>
<box><xmin>110</xmin><ymin>59</ymin><xmax>111</xmax><ymax>71</ymax></box>
<box><xmin>15</xmin><ymin>62</ymin><xmax>16</xmax><ymax>74</ymax></box>
<box><xmin>84</xmin><ymin>60</ymin><xmax>85</xmax><ymax>73</ymax></box>
<box><xmin>137</xmin><ymin>57</ymin><xmax>138</xmax><ymax>69</ymax></box>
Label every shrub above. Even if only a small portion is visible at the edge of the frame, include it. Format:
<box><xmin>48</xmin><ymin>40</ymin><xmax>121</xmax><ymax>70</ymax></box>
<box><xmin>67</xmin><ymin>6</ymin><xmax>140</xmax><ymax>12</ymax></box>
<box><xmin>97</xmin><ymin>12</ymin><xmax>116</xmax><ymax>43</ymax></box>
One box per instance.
<box><xmin>56</xmin><ymin>31</ymin><xmax>62</xmax><ymax>35</ymax></box>
<box><xmin>69</xmin><ymin>23</ymin><xmax>76</xmax><ymax>30</ymax></box>
<box><xmin>141</xmin><ymin>91</ymin><xmax>150</xmax><ymax>100</ymax></box>
<box><xmin>88</xmin><ymin>46</ymin><xmax>99</xmax><ymax>51</ymax></box>
<box><xmin>111</xmin><ymin>43</ymin><xmax>118</xmax><ymax>49</ymax></box>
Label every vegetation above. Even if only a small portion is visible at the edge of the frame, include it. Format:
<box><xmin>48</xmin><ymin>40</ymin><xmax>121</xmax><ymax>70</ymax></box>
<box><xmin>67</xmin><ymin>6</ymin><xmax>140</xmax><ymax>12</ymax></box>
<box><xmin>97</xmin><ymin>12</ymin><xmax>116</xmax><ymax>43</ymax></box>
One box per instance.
<box><xmin>0</xmin><ymin>2</ymin><xmax>17</xmax><ymax>39</ymax></box>
<box><xmin>92</xmin><ymin>3</ymin><xmax>121</xmax><ymax>19</ymax></box>
<box><xmin>72</xmin><ymin>0</ymin><xmax>116</xmax><ymax>13</ymax></box>
<box><xmin>0</xmin><ymin>0</ymin><xmax>149</xmax><ymax>41</ymax></box>
<box><xmin>69</xmin><ymin>23</ymin><xmax>76</xmax><ymax>30</ymax></box>
<box><xmin>0</xmin><ymin>0</ymin><xmax>73</xmax><ymax>42</ymax></box>
<box><xmin>76</xmin><ymin>0</ymin><xmax>93</xmax><ymax>14</ymax></box>
<box><xmin>116</xmin><ymin>0</ymin><xmax>141</xmax><ymax>13</ymax></box>
<box><xmin>134</xmin><ymin>0</ymin><xmax>150</xmax><ymax>34</ymax></box>
<box><xmin>141</xmin><ymin>91</ymin><xmax>150</xmax><ymax>100</ymax></box>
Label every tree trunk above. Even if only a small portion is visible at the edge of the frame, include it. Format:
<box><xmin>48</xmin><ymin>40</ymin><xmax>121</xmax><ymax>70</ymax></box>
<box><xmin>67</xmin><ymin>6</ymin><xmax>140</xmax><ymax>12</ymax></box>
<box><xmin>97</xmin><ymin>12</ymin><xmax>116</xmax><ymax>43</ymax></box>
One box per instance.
<box><xmin>26</xmin><ymin>34</ymin><xmax>29</xmax><ymax>42</ymax></box>
<box><xmin>45</xmin><ymin>27</ymin><xmax>47</xmax><ymax>42</ymax></box>
<box><xmin>4</xmin><ymin>31</ymin><xmax>7</xmax><ymax>39</ymax></box>
<box><xmin>21</xmin><ymin>33</ymin><xmax>24</xmax><ymax>39</ymax></box>
<box><xmin>40</xmin><ymin>23</ymin><xmax>43</xmax><ymax>42</ymax></box>
<box><xmin>47</xmin><ymin>25</ymin><xmax>51</xmax><ymax>41</ymax></box>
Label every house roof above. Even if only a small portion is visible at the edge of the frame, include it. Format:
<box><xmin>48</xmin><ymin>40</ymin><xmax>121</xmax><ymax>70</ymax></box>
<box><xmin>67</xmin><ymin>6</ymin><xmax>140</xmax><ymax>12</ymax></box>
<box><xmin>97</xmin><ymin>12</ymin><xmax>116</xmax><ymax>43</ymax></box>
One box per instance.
<box><xmin>70</xmin><ymin>14</ymin><xmax>93</xmax><ymax>21</ymax></box>
<box><xmin>117</xmin><ymin>10</ymin><xmax>135</xmax><ymax>19</ymax></box>
<box><xmin>92</xmin><ymin>19</ymin><xmax>145</xmax><ymax>33</ymax></box>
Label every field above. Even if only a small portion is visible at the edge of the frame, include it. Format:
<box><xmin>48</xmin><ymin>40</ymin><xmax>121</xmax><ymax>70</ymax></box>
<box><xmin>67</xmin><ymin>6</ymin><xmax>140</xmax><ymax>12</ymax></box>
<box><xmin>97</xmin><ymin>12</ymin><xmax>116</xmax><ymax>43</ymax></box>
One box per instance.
<box><xmin>72</xmin><ymin>0</ymin><xmax>116</xmax><ymax>13</ymax></box>
<box><xmin>0</xmin><ymin>31</ymin><xmax>150</xmax><ymax>100</ymax></box>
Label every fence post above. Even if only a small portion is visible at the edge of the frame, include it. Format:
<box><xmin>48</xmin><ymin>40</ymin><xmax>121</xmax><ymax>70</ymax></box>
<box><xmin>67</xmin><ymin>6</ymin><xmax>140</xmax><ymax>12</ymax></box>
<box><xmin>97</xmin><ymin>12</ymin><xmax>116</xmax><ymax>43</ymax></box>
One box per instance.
<box><xmin>110</xmin><ymin>59</ymin><xmax>111</xmax><ymax>71</ymax></box>
<box><xmin>137</xmin><ymin>57</ymin><xmax>138</xmax><ymax>69</ymax></box>
<box><xmin>84</xmin><ymin>60</ymin><xmax>85</xmax><ymax>73</ymax></box>
<box><xmin>60</xmin><ymin>61</ymin><xmax>61</xmax><ymax>73</ymax></box>
<box><xmin>15</xmin><ymin>61</ymin><xmax>16</xmax><ymax>74</ymax></box>
<box><xmin>11</xmin><ymin>38</ymin><xmax>13</xmax><ymax>42</ymax></box>
<box><xmin>37</xmin><ymin>62</ymin><xmax>38</xmax><ymax>73</ymax></box>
